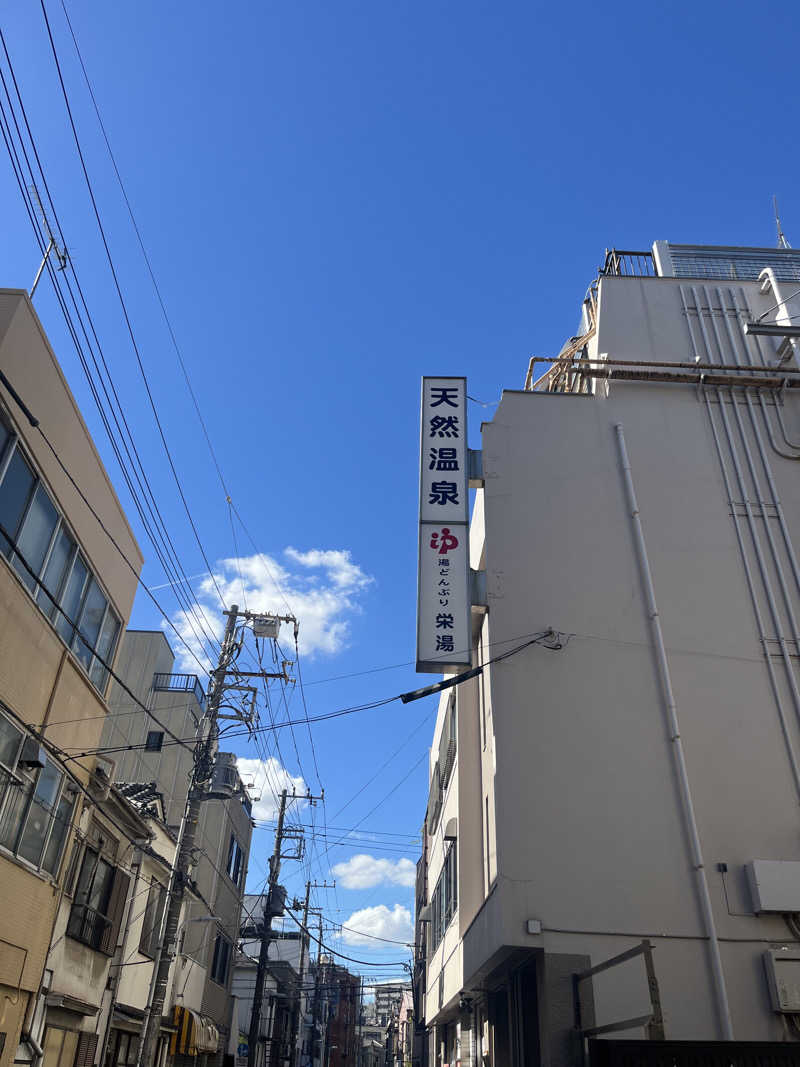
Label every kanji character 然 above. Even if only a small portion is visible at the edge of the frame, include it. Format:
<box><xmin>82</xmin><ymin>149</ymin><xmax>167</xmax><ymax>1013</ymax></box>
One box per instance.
<box><xmin>429</xmin><ymin>415</ymin><xmax>460</xmax><ymax>438</ymax></box>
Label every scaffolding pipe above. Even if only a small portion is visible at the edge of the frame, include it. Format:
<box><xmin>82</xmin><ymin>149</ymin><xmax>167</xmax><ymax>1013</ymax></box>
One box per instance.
<box><xmin>614</xmin><ymin>423</ymin><xmax>733</xmax><ymax>1041</ymax></box>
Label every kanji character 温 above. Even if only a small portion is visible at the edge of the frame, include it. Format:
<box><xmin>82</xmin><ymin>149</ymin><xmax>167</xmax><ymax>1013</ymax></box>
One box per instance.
<box><xmin>428</xmin><ymin>447</ymin><xmax>459</xmax><ymax>472</ymax></box>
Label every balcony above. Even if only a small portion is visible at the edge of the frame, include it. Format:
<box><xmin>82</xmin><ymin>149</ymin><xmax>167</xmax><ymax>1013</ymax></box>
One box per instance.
<box><xmin>152</xmin><ymin>672</ymin><xmax>206</xmax><ymax>709</ymax></box>
<box><xmin>600</xmin><ymin>248</ymin><xmax>656</xmax><ymax>277</ymax></box>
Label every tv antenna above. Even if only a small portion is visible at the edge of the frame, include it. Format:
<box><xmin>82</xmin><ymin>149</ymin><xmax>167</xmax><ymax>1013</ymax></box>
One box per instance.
<box><xmin>774</xmin><ymin>195</ymin><xmax>791</xmax><ymax>249</ymax></box>
<box><xmin>29</xmin><ymin>183</ymin><xmax>68</xmax><ymax>298</ymax></box>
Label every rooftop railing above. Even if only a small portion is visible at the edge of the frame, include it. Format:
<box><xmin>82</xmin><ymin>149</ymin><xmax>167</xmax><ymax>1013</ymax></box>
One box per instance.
<box><xmin>152</xmin><ymin>672</ymin><xmax>206</xmax><ymax>709</ymax></box>
<box><xmin>600</xmin><ymin>249</ymin><xmax>656</xmax><ymax>277</ymax></box>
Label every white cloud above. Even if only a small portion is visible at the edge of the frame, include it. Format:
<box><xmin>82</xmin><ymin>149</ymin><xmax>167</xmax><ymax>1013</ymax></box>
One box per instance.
<box><xmin>166</xmin><ymin>547</ymin><xmax>373</xmax><ymax>670</ymax></box>
<box><xmin>331</xmin><ymin>853</ymin><xmax>416</xmax><ymax>890</ymax></box>
<box><xmin>340</xmin><ymin>903</ymin><xmax>413</xmax><ymax>947</ymax></box>
<box><xmin>236</xmin><ymin>756</ymin><xmax>307</xmax><ymax>821</ymax></box>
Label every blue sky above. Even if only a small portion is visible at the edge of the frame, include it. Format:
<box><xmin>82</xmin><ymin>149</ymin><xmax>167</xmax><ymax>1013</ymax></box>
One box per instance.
<box><xmin>2</xmin><ymin>0</ymin><xmax>800</xmax><ymax>981</ymax></box>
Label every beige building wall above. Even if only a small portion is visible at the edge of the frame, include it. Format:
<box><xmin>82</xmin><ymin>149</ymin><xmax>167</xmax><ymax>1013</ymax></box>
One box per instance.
<box><xmin>0</xmin><ymin>291</ymin><xmax>142</xmax><ymax>1067</ymax></box>
<box><xmin>420</xmin><ymin>249</ymin><xmax>800</xmax><ymax>1060</ymax></box>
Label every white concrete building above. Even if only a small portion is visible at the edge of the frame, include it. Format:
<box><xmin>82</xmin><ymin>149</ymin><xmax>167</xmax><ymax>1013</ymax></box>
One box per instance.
<box><xmin>417</xmin><ymin>243</ymin><xmax>800</xmax><ymax>1067</ymax></box>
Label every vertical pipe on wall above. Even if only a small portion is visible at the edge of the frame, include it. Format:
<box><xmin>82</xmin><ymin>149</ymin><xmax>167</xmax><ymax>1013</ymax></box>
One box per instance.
<box><xmin>614</xmin><ymin>422</ymin><xmax>733</xmax><ymax>1041</ymax></box>
<box><xmin>701</xmin><ymin>388</ymin><xmax>800</xmax><ymax>801</ymax></box>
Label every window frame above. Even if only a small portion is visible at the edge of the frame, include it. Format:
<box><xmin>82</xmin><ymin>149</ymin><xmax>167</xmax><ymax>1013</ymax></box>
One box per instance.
<box><xmin>210</xmin><ymin>932</ymin><xmax>232</xmax><ymax>986</ymax></box>
<box><xmin>67</xmin><ymin>843</ymin><xmax>115</xmax><ymax>951</ymax></box>
<box><xmin>226</xmin><ymin>832</ymin><xmax>243</xmax><ymax>886</ymax></box>
<box><xmin>0</xmin><ymin>419</ymin><xmax>122</xmax><ymax>694</ymax></box>
<box><xmin>0</xmin><ymin>706</ymin><xmax>76</xmax><ymax>878</ymax></box>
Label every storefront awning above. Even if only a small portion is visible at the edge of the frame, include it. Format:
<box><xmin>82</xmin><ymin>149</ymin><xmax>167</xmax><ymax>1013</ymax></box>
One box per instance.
<box><xmin>169</xmin><ymin>1006</ymin><xmax>219</xmax><ymax>1056</ymax></box>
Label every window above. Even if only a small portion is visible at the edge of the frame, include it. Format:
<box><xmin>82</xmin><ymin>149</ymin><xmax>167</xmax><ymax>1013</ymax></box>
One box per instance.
<box><xmin>67</xmin><ymin>845</ymin><xmax>115</xmax><ymax>950</ymax></box>
<box><xmin>0</xmin><ymin>708</ymin><xmax>76</xmax><ymax>875</ymax></box>
<box><xmin>0</xmin><ymin>424</ymin><xmax>121</xmax><ymax>693</ymax></box>
<box><xmin>429</xmin><ymin>843</ymin><xmax>457</xmax><ymax>953</ymax></box>
<box><xmin>42</xmin><ymin>1027</ymin><xmax>79</xmax><ymax>1067</ymax></box>
<box><xmin>226</xmin><ymin>833</ymin><xmax>243</xmax><ymax>886</ymax></box>
<box><xmin>139</xmin><ymin>878</ymin><xmax>166</xmax><ymax>957</ymax></box>
<box><xmin>210</xmin><ymin>933</ymin><xmax>231</xmax><ymax>985</ymax></box>
<box><xmin>106</xmin><ymin>1030</ymin><xmax>139</xmax><ymax>1067</ymax></box>
<box><xmin>145</xmin><ymin>731</ymin><xmax>164</xmax><ymax>753</ymax></box>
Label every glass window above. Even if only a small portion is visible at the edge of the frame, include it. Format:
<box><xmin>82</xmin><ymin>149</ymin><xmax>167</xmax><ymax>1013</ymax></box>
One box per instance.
<box><xmin>42</xmin><ymin>1027</ymin><xmax>78</xmax><ymax>1067</ymax></box>
<box><xmin>139</xmin><ymin>879</ymin><xmax>166</xmax><ymax>957</ymax></box>
<box><xmin>0</xmin><ymin>767</ymin><xmax>32</xmax><ymax>851</ymax></box>
<box><xmin>0</xmin><ymin>712</ymin><xmax>22</xmax><ymax>770</ymax></box>
<box><xmin>210</xmin><ymin>933</ymin><xmax>231</xmax><ymax>985</ymax></box>
<box><xmin>73</xmin><ymin>579</ymin><xmax>107</xmax><ymax>669</ymax></box>
<box><xmin>42</xmin><ymin>786</ymin><xmax>77</xmax><ymax>875</ymax></box>
<box><xmin>37</xmin><ymin>525</ymin><xmax>75</xmax><ymax>614</ymax></box>
<box><xmin>0</xmin><ymin>446</ymin><xmax>35</xmax><ymax>556</ymax></box>
<box><xmin>68</xmin><ymin>846</ymin><xmax>114</xmax><ymax>949</ymax></box>
<box><xmin>12</xmin><ymin>484</ymin><xmax>58</xmax><ymax>591</ymax></box>
<box><xmin>56</xmin><ymin>553</ymin><xmax>88</xmax><ymax>644</ymax></box>
<box><xmin>18</xmin><ymin>760</ymin><xmax>64</xmax><ymax>866</ymax></box>
<box><xmin>0</xmin><ymin>418</ymin><xmax>10</xmax><ymax>461</ymax></box>
<box><xmin>90</xmin><ymin>608</ymin><xmax>120</xmax><ymax>690</ymax></box>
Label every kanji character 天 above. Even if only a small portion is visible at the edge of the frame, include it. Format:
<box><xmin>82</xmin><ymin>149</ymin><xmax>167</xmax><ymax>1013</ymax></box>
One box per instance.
<box><xmin>428</xmin><ymin>481</ymin><xmax>459</xmax><ymax>507</ymax></box>
<box><xmin>430</xmin><ymin>387</ymin><xmax>460</xmax><ymax>408</ymax></box>
<box><xmin>429</xmin><ymin>415</ymin><xmax>460</xmax><ymax>438</ymax></box>
<box><xmin>428</xmin><ymin>447</ymin><xmax>459</xmax><ymax>472</ymax></box>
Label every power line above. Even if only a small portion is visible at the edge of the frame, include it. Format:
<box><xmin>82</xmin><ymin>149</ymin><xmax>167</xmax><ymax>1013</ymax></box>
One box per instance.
<box><xmin>38</xmin><ymin>0</ymin><xmax>228</xmax><ymax>618</ymax></box>
<box><xmin>0</xmin><ymin>45</ymin><xmax>224</xmax><ymax>669</ymax></box>
<box><xmin>284</xmin><ymin>909</ymin><xmax>410</xmax><ymax>968</ymax></box>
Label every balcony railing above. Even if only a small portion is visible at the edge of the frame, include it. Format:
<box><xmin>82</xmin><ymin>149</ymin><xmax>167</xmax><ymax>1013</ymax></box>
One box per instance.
<box><xmin>600</xmin><ymin>249</ymin><xmax>656</xmax><ymax>277</ymax></box>
<box><xmin>153</xmin><ymin>672</ymin><xmax>206</xmax><ymax>709</ymax></box>
<box><xmin>67</xmin><ymin>903</ymin><xmax>111</xmax><ymax>951</ymax></box>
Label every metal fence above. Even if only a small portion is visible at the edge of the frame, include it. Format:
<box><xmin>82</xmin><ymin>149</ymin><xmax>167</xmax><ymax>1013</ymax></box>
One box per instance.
<box><xmin>152</xmin><ymin>672</ymin><xmax>206</xmax><ymax>709</ymax></box>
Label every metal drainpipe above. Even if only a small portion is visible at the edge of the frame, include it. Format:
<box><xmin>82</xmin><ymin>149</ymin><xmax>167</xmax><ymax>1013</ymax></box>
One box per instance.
<box><xmin>614</xmin><ymin>423</ymin><xmax>733</xmax><ymax>1041</ymax></box>
<box><xmin>681</xmin><ymin>284</ymin><xmax>800</xmax><ymax>798</ymax></box>
<box><xmin>708</xmin><ymin>287</ymin><xmax>800</xmax><ymax>609</ymax></box>
<box><xmin>688</xmin><ymin>285</ymin><xmax>800</xmax><ymax>729</ymax></box>
<box><xmin>701</xmin><ymin>387</ymin><xmax>800</xmax><ymax>800</ymax></box>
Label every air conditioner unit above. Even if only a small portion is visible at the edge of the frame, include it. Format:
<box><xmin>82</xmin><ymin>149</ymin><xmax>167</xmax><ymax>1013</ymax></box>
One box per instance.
<box><xmin>18</xmin><ymin>737</ymin><xmax>46</xmax><ymax>769</ymax></box>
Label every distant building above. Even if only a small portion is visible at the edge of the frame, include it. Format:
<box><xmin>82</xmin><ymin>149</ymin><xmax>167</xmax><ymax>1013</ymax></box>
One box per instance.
<box><xmin>0</xmin><ymin>290</ymin><xmax>142</xmax><ymax>1067</ymax></box>
<box><xmin>417</xmin><ymin>242</ymin><xmax>800</xmax><ymax>1064</ymax></box>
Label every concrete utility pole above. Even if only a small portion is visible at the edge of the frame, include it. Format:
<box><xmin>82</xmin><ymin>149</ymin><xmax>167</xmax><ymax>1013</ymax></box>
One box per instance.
<box><xmin>138</xmin><ymin>605</ymin><xmax>241</xmax><ymax>1067</ymax></box>
<box><xmin>248</xmin><ymin>788</ymin><xmax>289</xmax><ymax>1067</ymax></box>
<box><xmin>291</xmin><ymin>884</ymin><xmax>334</xmax><ymax>1067</ymax></box>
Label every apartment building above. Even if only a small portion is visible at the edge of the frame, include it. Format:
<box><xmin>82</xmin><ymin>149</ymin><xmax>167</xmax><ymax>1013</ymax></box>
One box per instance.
<box><xmin>417</xmin><ymin>243</ymin><xmax>800</xmax><ymax>1066</ymax></box>
<box><xmin>0</xmin><ymin>290</ymin><xmax>142</xmax><ymax>1067</ymax></box>
<box><xmin>102</xmin><ymin>631</ymin><xmax>253</xmax><ymax>1067</ymax></box>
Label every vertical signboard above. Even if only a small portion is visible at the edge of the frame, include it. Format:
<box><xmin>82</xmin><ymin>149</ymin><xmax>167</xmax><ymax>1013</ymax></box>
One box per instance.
<box><xmin>416</xmin><ymin>377</ymin><xmax>472</xmax><ymax>673</ymax></box>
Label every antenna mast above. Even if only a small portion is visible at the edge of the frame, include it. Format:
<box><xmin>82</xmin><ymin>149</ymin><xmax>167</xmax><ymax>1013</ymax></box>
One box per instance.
<box><xmin>774</xmin><ymin>195</ymin><xmax>791</xmax><ymax>249</ymax></box>
<box><xmin>29</xmin><ymin>183</ymin><xmax>68</xmax><ymax>299</ymax></box>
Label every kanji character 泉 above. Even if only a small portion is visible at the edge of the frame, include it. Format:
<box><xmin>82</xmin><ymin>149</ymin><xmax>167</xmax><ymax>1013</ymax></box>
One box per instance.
<box><xmin>428</xmin><ymin>447</ymin><xmax>459</xmax><ymax>472</ymax></box>
<box><xmin>430</xmin><ymin>387</ymin><xmax>459</xmax><ymax>408</ymax></box>
<box><xmin>436</xmin><ymin>613</ymin><xmax>454</xmax><ymax>629</ymax></box>
<box><xmin>435</xmin><ymin>634</ymin><xmax>455</xmax><ymax>652</ymax></box>
<box><xmin>429</xmin><ymin>415</ymin><xmax>460</xmax><ymax>438</ymax></box>
<box><xmin>428</xmin><ymin>481</ymin><xmax>459</xmax><ymax>507</ymax></box>
<box><xmin>430</xmin><ymin>528</ymin><xmax>459</xmax><ymax>554</ymax></box>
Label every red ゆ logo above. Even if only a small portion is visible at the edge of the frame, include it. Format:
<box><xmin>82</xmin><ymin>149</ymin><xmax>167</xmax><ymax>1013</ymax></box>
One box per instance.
<box><xmin>430</xmin><ymin>528</ymin><xmax>459</xmax><ymax>555</ymax></box>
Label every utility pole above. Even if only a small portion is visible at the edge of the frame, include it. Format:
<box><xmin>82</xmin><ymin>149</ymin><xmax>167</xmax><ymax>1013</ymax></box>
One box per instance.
<box><xmin>248</xmin><ymin>787</ymin><xmax>289</xmax><ymax>1067</ymax></box>
<box><xmin>291</xmin><ymin>884</ymin><xmax>334</xmax><ymax>1067</ymax></box>
<box><xmin>138</xmin><ymin>605</ymin><xmax>241</xmax><ymax>1067</ymax></box>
